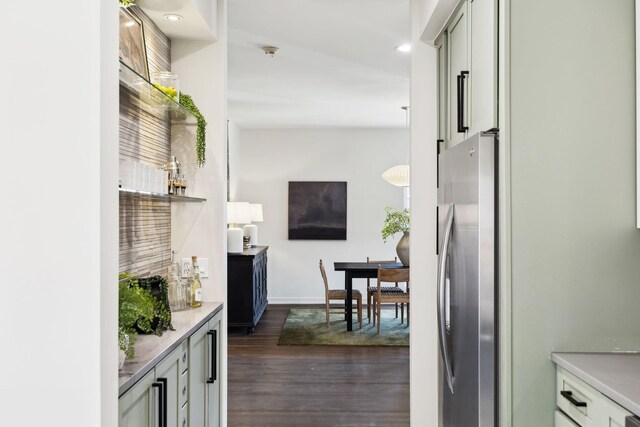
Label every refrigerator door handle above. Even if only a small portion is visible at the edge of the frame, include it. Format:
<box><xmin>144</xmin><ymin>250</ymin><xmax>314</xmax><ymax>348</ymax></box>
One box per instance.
<box><xmin>438</xmin><ymin>203</ymin><xmax>455</xmax><ymax>394</ymax></box>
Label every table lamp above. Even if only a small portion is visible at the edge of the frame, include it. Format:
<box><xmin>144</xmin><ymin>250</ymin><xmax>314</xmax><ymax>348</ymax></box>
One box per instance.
<box><xmin>227</xmin><ymin>202</ymin><xmax>251</xmax><ymax>253</ymax></box>
<box><xmin>243</xmin><ymin>204</ymin><xmax>264</xmax><ymax>247</ymax></box>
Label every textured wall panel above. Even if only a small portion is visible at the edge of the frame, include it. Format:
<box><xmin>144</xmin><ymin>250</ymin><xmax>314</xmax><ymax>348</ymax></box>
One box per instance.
<box><xmin>119</xmin><ymin>7</ymin><xmax>172</xmax><ymax>276</ymax></box>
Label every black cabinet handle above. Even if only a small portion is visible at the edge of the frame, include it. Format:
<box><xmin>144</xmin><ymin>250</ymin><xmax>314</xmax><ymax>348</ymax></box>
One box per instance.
<box><xmin>457</xmin><ymin>71</ymin><xmax>469</xmax><ymax>133</ymax></box>
<box><xmin>152</xmin><ymin>379</ymin><xmax>167</xmax><ymax>427</ymax></box>
<box><xmin>561</xmin><ymin>390</ymin><xmax>587</xmax><ymax>408</ymax></box>
<box><xmin>207</xmin><ymin>330</ymin><xmax>217</xmax><ymax>384</ymax></box>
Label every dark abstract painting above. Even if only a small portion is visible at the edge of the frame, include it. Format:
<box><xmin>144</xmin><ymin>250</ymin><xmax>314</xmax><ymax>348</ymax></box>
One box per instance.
<box><xmin>288</xmin><ymin>181</ymin><xmax>347</xmax><ymax>240</ymax></box>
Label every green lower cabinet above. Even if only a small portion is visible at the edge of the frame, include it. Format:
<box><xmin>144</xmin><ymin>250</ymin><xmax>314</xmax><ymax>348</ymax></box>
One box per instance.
<box><xmin>189</xmin><ymin>312</ymin><xmax>222</xmax><ymax>427</ymax></box>
<box><xmin>119</xmin><ymin>309</ymin><xmax>223</xmax><ymax>427</ymax></box>
<box><xmin>156</xmin><ymin>343</ymin><xmax>188</xmax><ymax>427</ymax></box>
<box><xmin>119</xmin><ymin>369</ymin><xmax>156</xmax><ymax>426</ymax></box>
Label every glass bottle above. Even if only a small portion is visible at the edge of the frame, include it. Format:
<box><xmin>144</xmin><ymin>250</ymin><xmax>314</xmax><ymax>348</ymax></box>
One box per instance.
<box><xmin>190</xmin><ymin>256</ymin><xmax>202</xmax><ymax>307</ymax></box>
<box><xmin>167</xmin><ymin>250</ymin><xmax>183</xmax><ymax>311</ymax></box>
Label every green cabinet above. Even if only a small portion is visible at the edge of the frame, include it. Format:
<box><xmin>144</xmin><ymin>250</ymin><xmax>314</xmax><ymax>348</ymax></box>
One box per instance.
<box><xmin>189</xmin><ymin>312</ymin><xmax>222</xmax><ymax>427</ymax></box>
<box><xmin>119</xmin><ymin>369</ymin><xmax>156</xmax><ymax>427</ymax></box>
<box><xmin>437</xmin><ymin>0</ymin><xmax>498</xmax><ymax>149</ymax></box>
<box><xmin>119</xmin><ymin>309</ymin><xmax>222</xmax><ymax>427</ymax></box>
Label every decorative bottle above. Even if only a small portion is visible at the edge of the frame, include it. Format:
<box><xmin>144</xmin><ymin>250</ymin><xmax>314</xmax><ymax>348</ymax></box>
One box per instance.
<box><xmin>190</xmin><ymin>256</ymin><xmax>202</xmax><ymax>307</ymax></box>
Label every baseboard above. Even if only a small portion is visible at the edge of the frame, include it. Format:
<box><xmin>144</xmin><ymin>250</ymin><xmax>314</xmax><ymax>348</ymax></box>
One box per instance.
<box><xmin>268</xmin><ymin>297</ymin><xmax>326</xmax><ymax>304</ymax></box>
<box><xmin>268</xmin><ymin>297</ymin><xmax>378</xmax><ymax>307</ymax></box>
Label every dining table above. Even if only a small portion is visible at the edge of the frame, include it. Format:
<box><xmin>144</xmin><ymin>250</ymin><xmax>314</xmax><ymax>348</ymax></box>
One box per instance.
<box><xmin>333</xmin><ymin>261</ymin><xmax>404</xmax><ymax>331</ymax></box>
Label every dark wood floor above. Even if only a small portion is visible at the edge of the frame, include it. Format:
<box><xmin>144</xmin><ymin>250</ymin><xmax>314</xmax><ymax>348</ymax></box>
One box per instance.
<box><xmin>227</xmin><ymin>305</ymin><xmax>410</xmax><ymax>427</ymax></box>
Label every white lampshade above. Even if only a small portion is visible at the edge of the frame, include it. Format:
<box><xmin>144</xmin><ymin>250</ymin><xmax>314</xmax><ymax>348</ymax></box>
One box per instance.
<box><xmin>249</xmin><ymin>204</ymin><xmax>264</xmax><ymax>222</ymax></box>
<box><xmin>382</xmin><ymin>164</ymin><xmax>410</xmax><ymax>187</ymax></box>
<box><xmin>227</xmin><ymin>202</ymin><xmax>251</xmax><ymax>225</ymax></box>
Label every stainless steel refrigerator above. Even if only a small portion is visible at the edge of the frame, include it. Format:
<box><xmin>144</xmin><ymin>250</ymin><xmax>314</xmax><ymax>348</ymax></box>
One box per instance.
<box><xmin>437</xmin><ymin>132</ymin><xmax>497</xmax><ymax>426</ymax></box>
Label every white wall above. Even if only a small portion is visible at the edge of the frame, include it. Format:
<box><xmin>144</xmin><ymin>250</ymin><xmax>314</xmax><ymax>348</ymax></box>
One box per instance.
<box><xmin>237</xmin><ymin>128</ymin><xmax>406</xmax><ymax>303</ymax></box>
<box><xmin>409</xmin><ymin>0</ymin><xmax>440</xmax><ymax>425</ymax></box>
<box><xmin>171</xmin><ymin>0</ymin><xmax>228</xmax><ymax>423</ymax></box>
<box><xmin>0</xmin><ymin>1</ymin><xmax>119</xmax><ymax>426</ymax></box>
<box><xmin>228</xmin><ymin>120</ymin><xmax>241</xmax><ymax>201</ymax></box>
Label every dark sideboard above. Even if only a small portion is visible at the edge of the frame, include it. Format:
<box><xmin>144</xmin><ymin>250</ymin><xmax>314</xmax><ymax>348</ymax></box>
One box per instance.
<box><xmin>227</xmin><ymin>246</ymin><xmax>268</xmax><ymax>334</ymax></box>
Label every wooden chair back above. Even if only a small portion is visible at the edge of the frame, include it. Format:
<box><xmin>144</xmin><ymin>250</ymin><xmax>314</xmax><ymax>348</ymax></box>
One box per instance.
<box><xmin>319</xmin><ymin>259</ymin><xmax>330</xmax><ymax>301</ymax></box>
<box><xmin>377</xmin><ymin>267</ymin><xmax>410</xmax><ymax>285</ymax></box>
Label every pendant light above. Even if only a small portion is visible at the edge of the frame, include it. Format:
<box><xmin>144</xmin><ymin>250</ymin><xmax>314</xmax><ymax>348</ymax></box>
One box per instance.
<box><xmin>382</xmin><ymin>106</ymin><xmax>410</xmax><ymax>187</ymax></box>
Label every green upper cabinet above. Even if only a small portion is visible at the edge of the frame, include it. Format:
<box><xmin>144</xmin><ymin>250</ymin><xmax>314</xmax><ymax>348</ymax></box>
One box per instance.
<box><xmin>437</xmin><ymin>0</ymin><xmax>498</xmax><ymax>149</ymax></box>
<box><xmin>447</xmin><ymin>2</ymin><xmax>470</xmax><ymax>148</ymax></box>
<box><xmin>469</xmin><ymin>0</ymin><xmax>498</xmax><ymax>135</ymax></box>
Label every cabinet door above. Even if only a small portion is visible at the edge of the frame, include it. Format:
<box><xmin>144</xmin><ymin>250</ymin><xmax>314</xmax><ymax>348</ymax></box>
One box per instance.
<box><xmin>189</xmin><ymin>312</ymin><xmax>222</xmax><ymax>427</ymax></box>
<box><xmin>119</xmin><ymin>369</ymin><xmax>156</xmax><ymax>427</ymax></box>
<box><xmin>447</xmin><ymin>1</ymin><xmax>470</xmax><ymax>147</ymax></box>
<box><xmin>469</xmin><ymin>0</ymin><xmax>497</xmax><ymax>134</ymax></box>
<box><xmin>436</xmin><ymin>32</ymin><xmax>448</xmax><ymax>143</ymax></box>
<box><xmin>156</xmin><ymin>344</ymin><xmax>186</xmax><ymax>427</ymax></box>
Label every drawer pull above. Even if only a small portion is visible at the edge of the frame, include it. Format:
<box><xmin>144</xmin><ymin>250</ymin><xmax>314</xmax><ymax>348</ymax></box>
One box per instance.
<box><xmin>561</xmin><ymin>390</ymin><xmax>587</xmax><ymax>408</ymax></box>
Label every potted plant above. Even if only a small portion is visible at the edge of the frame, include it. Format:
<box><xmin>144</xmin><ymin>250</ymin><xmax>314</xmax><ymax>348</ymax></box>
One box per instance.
<box><xmin>381</xmin><ymin>206</ymin><xmax>410</xmax><ymax>266</ymax></box>
<box><xmin>119</xmin><ymin>0</ymin><xmax>138</xmax><ymax>8</ymax></box>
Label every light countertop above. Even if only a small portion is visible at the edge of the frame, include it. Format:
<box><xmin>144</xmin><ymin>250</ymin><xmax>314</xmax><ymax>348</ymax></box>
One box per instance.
<box><xmin>119</xmin><ymin>302</ymin><xmax>223</xmax><ymax>397</ymax></box>
<box><xmin>552</xmin><ymin>352</ymin><xmax>640</xmax><ymax>416</ymax></box>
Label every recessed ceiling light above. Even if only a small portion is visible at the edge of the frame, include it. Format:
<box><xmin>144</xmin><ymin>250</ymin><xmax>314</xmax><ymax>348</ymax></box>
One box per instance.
<box><xmin>395</xmin><ymin>44</ymin><xmax>412</xmax><ymax>53</ymax></box>
<box><xmin>164</xmin><ymin>14</ymin><xmax>183</xmax><ymax>22</ymax></box>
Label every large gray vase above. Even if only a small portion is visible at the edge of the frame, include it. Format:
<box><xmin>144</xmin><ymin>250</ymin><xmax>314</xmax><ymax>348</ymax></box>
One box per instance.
<box><xmin>396</xmin><ymin>231</ymin><xmax>410</xmax><ymax>266</ymax></box>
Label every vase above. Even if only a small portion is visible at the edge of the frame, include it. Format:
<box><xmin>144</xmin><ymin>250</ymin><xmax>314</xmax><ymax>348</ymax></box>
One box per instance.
<box><xmin>396</xmin><ymin>231</ymin><xmax>410</xmax><ymax>266</ymax></box>
<box><xmin>119</xmin><ymin>350</ymin><xmax>126</xmax><ymax>369</ymax></box>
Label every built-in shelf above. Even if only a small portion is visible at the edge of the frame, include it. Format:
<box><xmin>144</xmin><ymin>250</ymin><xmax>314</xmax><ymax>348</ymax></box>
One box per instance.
<box><xmin>119</xmin><ymin>60</ymin><xmax>197</xmax><ymax>125</ymax></box>
<box><xmin>119</xmin><ymin>188</ymin><xmax>206</xmax><ymax>203</ymax></box>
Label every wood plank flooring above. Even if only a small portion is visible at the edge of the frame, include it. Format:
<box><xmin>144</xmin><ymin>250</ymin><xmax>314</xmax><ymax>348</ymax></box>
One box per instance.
<box><xmin>228</xmin><ymin>305</ymin><xmax>410</xmax><ymax>426</ymax></box>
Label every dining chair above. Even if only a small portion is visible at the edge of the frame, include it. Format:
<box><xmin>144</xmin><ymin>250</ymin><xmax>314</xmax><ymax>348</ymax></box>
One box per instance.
<box><xmin>373</xmin><ymin>267</ymin><xmax>410</xmax><ymax>334</ymax></box>
<box><xmin>319</xmin><ymin>259</ymin><xmax>363</xmax><ymax>328</ymax></box>
<box><xmin>366</xmin><ymin>257</ymin><xmax>404</xmax><ymax>325</ymax></box>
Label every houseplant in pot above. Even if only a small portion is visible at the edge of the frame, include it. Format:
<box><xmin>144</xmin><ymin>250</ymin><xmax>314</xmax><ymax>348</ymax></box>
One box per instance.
<box><xmin>381</xmin><ymin>206</ymin><xmax>410</xmax><ymax>266</ymax></box>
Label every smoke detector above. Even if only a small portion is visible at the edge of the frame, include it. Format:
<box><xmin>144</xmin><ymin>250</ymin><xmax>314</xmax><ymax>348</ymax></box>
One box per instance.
<box><xmin>261</xmin><ymin>46</ymin><xmax>279</xmax><ymax>58</ymax></box>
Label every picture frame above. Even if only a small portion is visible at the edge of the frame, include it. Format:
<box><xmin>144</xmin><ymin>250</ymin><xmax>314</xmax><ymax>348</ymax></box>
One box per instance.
<box><xmin>288</xmin><ymin>181</ymin><xmax>347</xmax><ymax>240</ymax></box>
<box><xmin>119</xmin><ymin>7</ymin><xmax>149</xmax><ymax>80</ymax></box>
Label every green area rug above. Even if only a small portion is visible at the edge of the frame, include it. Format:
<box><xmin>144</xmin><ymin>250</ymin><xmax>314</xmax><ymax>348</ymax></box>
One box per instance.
<box><xmin>278</xmin><ymin>308</ymin><xmax>409</xmax><ymax>346</ymax></box>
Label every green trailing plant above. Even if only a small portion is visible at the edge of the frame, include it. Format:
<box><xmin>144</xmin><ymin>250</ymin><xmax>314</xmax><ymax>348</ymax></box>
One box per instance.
<box><xmin>118</xmin><ymin>274</ymin><xmax>173</xmax><ymax>359</ymax></box>
<box><xmin>381</xmin><ymin>206</ymin><xmax>410</xmax><ymax>243</ymax></box>
<box><xmin>119</xmin><ymin>0</ymin><xmax>138</xmax><ymax>7</ymax></box>
<box><xmin>179</xmin><ymin>93</ymin><xmax>207</xmax><ymax>167</ymax></box>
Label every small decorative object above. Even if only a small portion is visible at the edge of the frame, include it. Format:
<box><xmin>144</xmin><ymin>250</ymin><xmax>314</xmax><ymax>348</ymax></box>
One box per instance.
<box><xmin>151</xmin><ymin>71</ymin><xmax>180</xmax><ymax>102</ymax></box>
<box><xmin>243</xmin><ymin>203</ymin><xmax>263</xmax><ymax>246</ymax></box>
<box><xmin>179</xmin><ymin>93</ymin><xmax>207</xmax><ymax>167</ymax></box>
<box><xmin>119</xmin><ymin>7</ymin><xmax>149</xmax><ymax>80</ymax></box>
<box><xmin>243</xmin><ymin>236</ymin><xmax>251</xmax><ymax>248</ymax></box>
<box><xmin>381</xmin><ymin>207</ymin><xmax>410</xmax><ymax>266</ymax></box>
<box><xmin>288</xmin><ymin>182</ymin><xmax>347</xmax><ymax>240</ymax></box>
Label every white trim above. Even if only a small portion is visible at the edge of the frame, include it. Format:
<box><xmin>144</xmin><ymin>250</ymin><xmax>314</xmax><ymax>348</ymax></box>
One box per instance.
<box><xmin>636</xmin><ymin>0</ymin><xmax>639</xmax><ymax>228</ymax></box>
<box><xmin>421</xmin><ymin>0</ymin><xmax>460</xmax><ymax>44</ymax></box>
<box><xmin>498</xmin><ymin>0</ymin><xmax>513</xmax><ymax>425</ymax></box>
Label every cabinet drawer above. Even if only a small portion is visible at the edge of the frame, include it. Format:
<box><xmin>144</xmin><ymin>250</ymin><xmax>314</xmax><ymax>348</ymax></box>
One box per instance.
<box><xmin>557</xmin><ymin>367</ymin><xmax>632</xmax><ymax>426</ymax></box>
<box><xmin>180</xmin><ymin>402</ymin><xmax>188</xmax><ymax>427</ymax></box>
<box><xmin>555</xmin><ymin>409</ymin><xmax>580</xmax><ymax>427</ymax></box>
<box><xmin>557</xmin><ymin>368</ymin><xmax>597</xmax><ymax>426</ymax></box>
<box><xmin>179</xmin><ymin>341</ymin><xmax>189</xmax><ymax>374</ymax></box>
<box><xmin>179</xmin><ymin>370</ymin><xmax>189</xmax><ymax>408</ymax></box>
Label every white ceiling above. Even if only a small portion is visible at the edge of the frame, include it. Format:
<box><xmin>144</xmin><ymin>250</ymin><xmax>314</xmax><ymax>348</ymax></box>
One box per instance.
<box><xmin>228</xmin><ymin>0</ymin><xmax>411</xmax><ymax>129</ymax></box>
